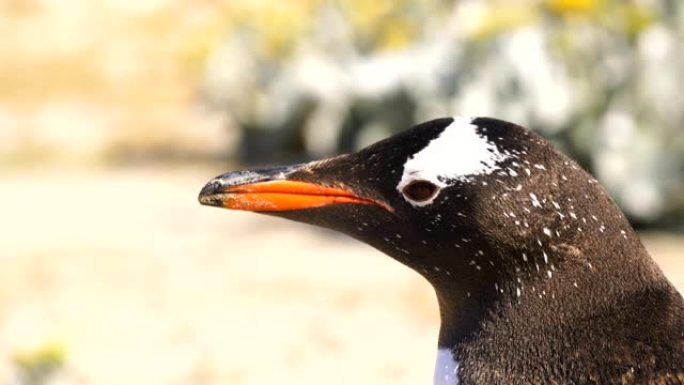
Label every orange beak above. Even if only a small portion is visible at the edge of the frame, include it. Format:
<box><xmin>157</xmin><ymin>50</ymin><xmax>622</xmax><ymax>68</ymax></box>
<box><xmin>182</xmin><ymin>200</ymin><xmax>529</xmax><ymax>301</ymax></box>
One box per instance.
<box><xmin>199</xmin><ymin>176</ymin><xmax>390</xmax><ymax>212</ymax></box>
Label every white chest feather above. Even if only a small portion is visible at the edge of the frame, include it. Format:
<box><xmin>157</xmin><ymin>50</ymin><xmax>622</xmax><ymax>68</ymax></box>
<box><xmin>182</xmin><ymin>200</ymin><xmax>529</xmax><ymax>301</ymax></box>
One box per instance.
<box><xmin>434</xmin><ymin>348</ymin><xmax>459</xmax><ymax>385</ymax></box>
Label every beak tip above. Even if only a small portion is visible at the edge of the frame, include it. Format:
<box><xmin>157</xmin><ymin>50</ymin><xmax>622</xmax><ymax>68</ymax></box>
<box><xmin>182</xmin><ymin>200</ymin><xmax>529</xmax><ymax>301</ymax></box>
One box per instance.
<box><xmin>198</xmin><ymin>180</ymin><xmax>223</xmax><ymax>207</ymax></box>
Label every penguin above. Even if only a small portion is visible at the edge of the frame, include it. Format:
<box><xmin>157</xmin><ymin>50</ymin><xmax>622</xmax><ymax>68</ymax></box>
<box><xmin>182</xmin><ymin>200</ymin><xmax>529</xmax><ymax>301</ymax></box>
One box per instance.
<box><xmin>199</xmin><ymin>117</ymin><xmax>684</xmax><ymax>385</ymax></box>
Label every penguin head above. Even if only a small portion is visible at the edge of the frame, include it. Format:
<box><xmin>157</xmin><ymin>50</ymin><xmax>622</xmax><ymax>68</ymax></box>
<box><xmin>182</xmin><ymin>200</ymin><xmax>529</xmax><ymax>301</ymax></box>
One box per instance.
<box><xmin>199</xmin><ymin>116</ymin><xmax>593</xmax><ymax>287</ymax></box>
<box><xmin>199</xmin><ymin>116</ymin><xmax>671</xmax><ymax>353</ymax></box>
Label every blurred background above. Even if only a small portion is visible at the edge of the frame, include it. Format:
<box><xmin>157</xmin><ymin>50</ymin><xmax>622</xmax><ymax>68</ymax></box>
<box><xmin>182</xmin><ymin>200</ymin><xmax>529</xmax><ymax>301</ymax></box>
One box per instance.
<box><xmin>1</xmin><ymin>0</ymin><xmax>682</xmax><ymax>384</ymax></box>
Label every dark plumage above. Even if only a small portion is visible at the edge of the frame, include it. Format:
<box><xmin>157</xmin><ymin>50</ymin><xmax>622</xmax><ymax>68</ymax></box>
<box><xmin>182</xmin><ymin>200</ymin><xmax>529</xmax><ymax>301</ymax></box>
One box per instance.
<box><xmin>199</xmin><ymin>117</ymin><xmax>684</xmax><ymax>385</ymax></box>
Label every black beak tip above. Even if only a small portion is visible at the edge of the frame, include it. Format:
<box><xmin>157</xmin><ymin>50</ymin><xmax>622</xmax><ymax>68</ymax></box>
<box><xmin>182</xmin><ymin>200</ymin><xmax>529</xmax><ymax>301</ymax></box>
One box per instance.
<box><xmin>198</xmin><ymin>180</ymin><xmax>223</xmax><ymax>207</ymax></box>
<box><xmin>198</xmin><ymin>166</ymin><xmax>300</xmax><ymax>208</ymax></box>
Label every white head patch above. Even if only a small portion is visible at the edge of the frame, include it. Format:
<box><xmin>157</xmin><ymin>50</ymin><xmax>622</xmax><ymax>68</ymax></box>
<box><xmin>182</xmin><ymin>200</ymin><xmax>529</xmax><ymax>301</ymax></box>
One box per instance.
<box><xmin>397</xmin><ymin>116</ymin><xmax>509</xmax><ymax>206</ymax></box>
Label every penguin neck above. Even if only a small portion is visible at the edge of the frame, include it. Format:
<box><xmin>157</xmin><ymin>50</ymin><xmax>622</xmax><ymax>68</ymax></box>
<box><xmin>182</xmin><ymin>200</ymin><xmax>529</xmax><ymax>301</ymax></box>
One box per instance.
<box><xmin>431</xmin><ymin>269</ymin><xmax>504</xmax><ymax>349</ymax></box>
<box><xmin>427</xmin><ymin>226</ymin><xmax>663</xmax><ymax>352</ymax></box>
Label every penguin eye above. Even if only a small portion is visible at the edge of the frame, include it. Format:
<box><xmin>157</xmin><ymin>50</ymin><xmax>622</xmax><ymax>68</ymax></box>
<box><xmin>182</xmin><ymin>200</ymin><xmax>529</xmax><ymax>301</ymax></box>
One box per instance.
<box><xmin>402</xmin><ymin>180</ymin><xmax>440</xmax><ymax>203</ymax></box>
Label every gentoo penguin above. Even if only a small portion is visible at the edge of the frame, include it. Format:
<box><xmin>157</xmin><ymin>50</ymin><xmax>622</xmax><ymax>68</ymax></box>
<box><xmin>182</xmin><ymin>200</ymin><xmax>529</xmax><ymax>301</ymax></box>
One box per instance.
<box><xmin>199</xmin><ymin>117</ymin><xmax>684</xmax><ymax>385</ymax></box>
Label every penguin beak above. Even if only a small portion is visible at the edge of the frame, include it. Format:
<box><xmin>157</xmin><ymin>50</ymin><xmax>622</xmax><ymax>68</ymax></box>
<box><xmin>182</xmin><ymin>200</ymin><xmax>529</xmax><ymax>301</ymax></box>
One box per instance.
<box><xmin>198</xmin><ymin>164</ymin><xmax>391</xmax><ymax>212</ymax></box>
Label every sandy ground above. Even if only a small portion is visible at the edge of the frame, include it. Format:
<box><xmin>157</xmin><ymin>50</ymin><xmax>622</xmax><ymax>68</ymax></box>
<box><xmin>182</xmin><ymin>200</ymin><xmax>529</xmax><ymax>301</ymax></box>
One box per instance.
<box><xmin>0</xmin><ymin>167</ymin><xmax>682</xmax><ymax>385</ymax></box>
